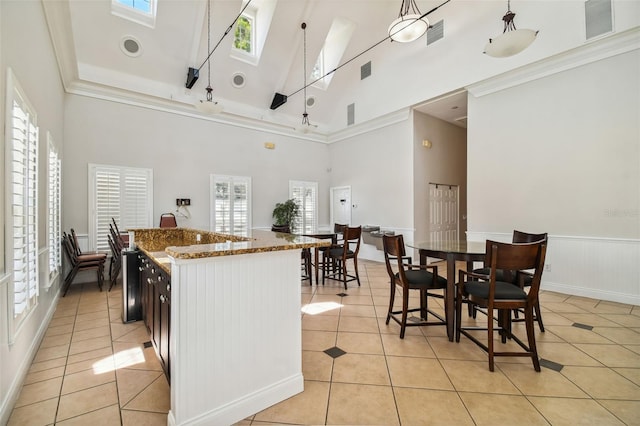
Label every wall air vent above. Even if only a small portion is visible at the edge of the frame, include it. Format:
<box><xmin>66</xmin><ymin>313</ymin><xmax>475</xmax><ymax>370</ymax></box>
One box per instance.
<box><xmin>427</xmin><ymin>19</ymin><xmax>444</xmax><ymax>45</ymax></box>
<box><xmin>347</xmin><ymin>103</ymin><xmax>355</xmax><ymax>126</ymax></box>
<box><xmin>361</xmin><ymin>61</ymin><xmax>372</xmax><ymax>80</ymax></box>
<box><xmin>585</xmin><ymin>0</ymin><xmax>612</xmax><ymax>40</ymax></box>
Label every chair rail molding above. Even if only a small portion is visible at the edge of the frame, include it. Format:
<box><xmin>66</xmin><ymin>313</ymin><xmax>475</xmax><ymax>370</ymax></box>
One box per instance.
<box><xmin>467</xmin><ymin>232</ymin><xmax>640</xmax><ymax>306</ymax></box>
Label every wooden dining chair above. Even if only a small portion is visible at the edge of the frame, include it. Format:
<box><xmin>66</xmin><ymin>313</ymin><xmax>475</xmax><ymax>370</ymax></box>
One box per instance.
<box><xmin>456</xmin><ymin>240</ymin><xmax>547</xmax><ymax>371</ymax></box>
<box><xmin>159</xmin><ymin>212</ymin><xmax>178</xmax><ymax>228</ymax></box>
<box><xmin>383</xmin><ymin>234</ymin><xmax>447</xmax><ymax>338</ymax></box>
<box><xmin>61</xmin><ymin>233</ymin><xmax>106</xmax><ymax>296</ymax></box>
<box><xmin>473</xmin><ymin>230</ymin><xmax>548</xmax><ymax>331</ymax></box>
<box><xmin>322</xmin><ymin>225</ymin><xmax>361</xmax><ymax>289</ymax></box>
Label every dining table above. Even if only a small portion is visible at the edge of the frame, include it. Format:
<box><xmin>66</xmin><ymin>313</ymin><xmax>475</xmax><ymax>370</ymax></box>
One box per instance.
<box><xmin>407</xmin><ymin>240</ymin><xmax>487</xmax><ymax>341</ymax></box>
<box><xmin>302</xmin><ymin>233</ymin><xmax>337</xmax><ymax>284</ymax></box>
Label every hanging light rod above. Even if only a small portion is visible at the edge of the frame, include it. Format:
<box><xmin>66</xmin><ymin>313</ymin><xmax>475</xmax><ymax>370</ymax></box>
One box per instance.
<box><xmin>185</xmin><ymin>0</ymin><xmax>254</xmax><ymax>89</ymax></box>
<box><xmin>270</xmin><ymin>0</ymin><xmax>451</xmax><ymax>110</ymax></box>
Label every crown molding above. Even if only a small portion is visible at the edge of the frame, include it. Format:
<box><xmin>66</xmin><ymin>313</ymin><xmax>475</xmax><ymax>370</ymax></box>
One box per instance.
<box><xmin>326</xmin><ymin>108</ymin><xmax>411</xmax><ymax>144</ymax></box>
<box><xmin>42</xmin><ymin>0</ymin><xmax>78</xmax><ymax>91</ymax></box>
<box><xmin>467</xmin><ymin>27</ymin><xmax>640</xmax><ymax>98</ymax></box>
<box><xmin>66</xmin><ymin>80</ymin><xmax>329</xmax><ymax>143</ymax></box>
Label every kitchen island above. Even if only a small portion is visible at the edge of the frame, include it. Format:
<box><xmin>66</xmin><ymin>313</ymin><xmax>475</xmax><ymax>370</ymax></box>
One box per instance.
<box><xmin>129</xmin><ymin>228</ymin><xmax>330</xmax><ymax>426</ymax></box>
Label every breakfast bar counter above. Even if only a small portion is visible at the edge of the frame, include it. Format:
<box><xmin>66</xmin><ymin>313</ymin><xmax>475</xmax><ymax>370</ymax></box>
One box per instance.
<box><xmin>128</xmin><ymin>228</ymin><xmax>330</xmax><ymax>426</ymax></box>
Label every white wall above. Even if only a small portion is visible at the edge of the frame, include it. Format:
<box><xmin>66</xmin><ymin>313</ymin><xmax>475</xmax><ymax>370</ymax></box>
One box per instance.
<box><xmin>328</xmin><ymin>118</ymin><xmax>414</xmax><ymax>260</ymax></box>
<box><xmin>0</xmin><ymin>1</ymin><xmax>66</xmax><ymax>423</ymax></box>
<box><xmin>467</xmin><ymin>41</ymin><xmax>640</xmax><ymax>304</ymax></box>
<box><xmin>63</xmin><ymin>95</ymin><xmax>332</xmax><ymax>234</ymax></box>
<box><xmin>325</xmin><ymin>0</ymin><xmax>640</xmax><ymax>132</ymax></box>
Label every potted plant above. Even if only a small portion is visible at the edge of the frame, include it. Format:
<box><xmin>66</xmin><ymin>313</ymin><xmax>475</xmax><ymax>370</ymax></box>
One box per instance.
<box><xmin>271</xmin><ymin>199</ymin><xmax>300</xmax><ymax>233</ymax></box>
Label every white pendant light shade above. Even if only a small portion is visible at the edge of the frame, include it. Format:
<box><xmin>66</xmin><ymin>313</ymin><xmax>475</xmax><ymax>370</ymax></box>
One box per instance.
<box><xmin>196</xmin><ymin>99</ymin><xmax>224</xmax><ymax>114</ymax></box>
<box><xmin>388</xmin><ymin>13</ymin><xmax>429</xmax><ymax>43</ymax></box>
<box><xmin>484</xmin><ymin>28</ymin><xmax>537</xmax><ymax>57</ymax></box>
<box><xmin>484</xmin><ymin>1</ymin><xmax>538</xmax><ymax>58</ymax></box>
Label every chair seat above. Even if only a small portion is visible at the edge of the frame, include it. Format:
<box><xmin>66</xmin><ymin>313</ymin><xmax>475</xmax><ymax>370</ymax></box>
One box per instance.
<box><xmin>77</xmin><ymin>253</ymin><xmax>107</xmax><ymax>262</ymax></box>
<box><xmin>400</xmin><ymin>270</ymin><xmax>447</xmax><ymax>289</ymax></box>
<box><xmin>464</xmin><ymin>281</ymin><xmax>527</xmax><ymax>300</ymax></box>
<box><xmin>328</xmin><ymin>247</ymin><xmax>352</xmax><ymax>257</ymax></box>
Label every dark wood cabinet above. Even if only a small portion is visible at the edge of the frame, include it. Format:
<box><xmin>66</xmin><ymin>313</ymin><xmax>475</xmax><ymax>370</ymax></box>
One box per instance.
<box><xmin>138</xmin><ymin>252</ymin><xmax>171</xmax><ymax>381</ymax></box>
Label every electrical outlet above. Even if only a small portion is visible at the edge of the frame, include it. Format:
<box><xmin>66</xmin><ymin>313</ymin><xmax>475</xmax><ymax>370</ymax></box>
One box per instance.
<box><xmin>176</xmin><ymin>198</ymin><xmax>191</xmax><ymax>206</ymax></box>
<box><xmin>545</xmin><ymin>263</ymin><xmax>551</xmax><ymax>272</ymax></box>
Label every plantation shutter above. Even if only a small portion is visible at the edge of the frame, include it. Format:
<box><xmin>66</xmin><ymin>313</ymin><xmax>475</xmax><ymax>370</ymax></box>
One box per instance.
<box><xmin>290</xmin><ymin>181</ymin><xmax>318</xmax><ymax>233</ymax></box>
<box><xmin>91</xmin><ymin>165</ymin><xmax>153</xmax><ymax>252</ymax></box>
<box><xmin>212</xmin><ymin>175</ymin><xmax>251</xmax><ymax>236</ymax></box>
<box><xmin>48</xmin><ymin>141</ymin><xmax>62</xmax><ymax>278</ymax></box>
<box><xmin>95</xmin><ymin>168</ymin><xmax>122</xmax><ymax>253</ymax></box>
<box><xmin>10</xmin><ymin>94</ymin><xmax>39</xmax><ymax>317</ymax></box>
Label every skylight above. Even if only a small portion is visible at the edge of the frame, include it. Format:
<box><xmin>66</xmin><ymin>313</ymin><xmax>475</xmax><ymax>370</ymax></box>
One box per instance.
<box><xmin>112</xmin><ymin>0</ymin><xmax>157</xmax><ymax>28</ymax></box>
<box><xmin>230</xmin><ymin>0</ymin><xmax>277</xmax><ymax>66</ymax></box>
<box><xmin>311</xmin><ymin>17</ymin><xmax>356</xmax><ymax>90</ymax></box>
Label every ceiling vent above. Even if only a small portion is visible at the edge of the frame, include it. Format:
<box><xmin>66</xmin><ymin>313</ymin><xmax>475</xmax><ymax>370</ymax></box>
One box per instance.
<box><xmin>120</xmin><ymin>36</ymin><xmax>142</xmax><ymax>57</ymax></box>
<box><xmin>427</xmin><ymin>20</ymin><xmax>444</xmax><ymax>45</ymax></box>
<box><xmin>361</xmin><ymin>61</ymin><xmax>371</xmax><ymax>80</ymax></box>
<box><xmin>347</xmin><ymin>103</ymin><xmax>355</xmax><ymax>126</ymax></box>
<box><xmin>231</xmin><ymin>72</ymin><xmax>246</xmax><ymax>88</ymax></box>
<box><xmin>585</xmin><ymin>0</ymin><xmax>612</xmax><ymax>40</ymax></box>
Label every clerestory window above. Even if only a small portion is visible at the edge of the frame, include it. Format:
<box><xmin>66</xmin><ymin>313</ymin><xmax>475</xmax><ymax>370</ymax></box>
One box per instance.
<box><xmin>234</xmin><ymin>14</ymin><xmax>254</xmax><ymax>55</ymax></box>
<box><xmin>112</xmin><ymin>0</ymin><xmax>157</xmax><ymax>28</ymax></box>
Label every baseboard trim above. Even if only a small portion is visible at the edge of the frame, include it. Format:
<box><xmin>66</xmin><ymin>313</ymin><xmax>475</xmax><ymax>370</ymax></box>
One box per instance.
<box><xmin>168</xmin><ymin>373</ymin><xmax>303</xmax><ymax>426</ymax></box>
<box><xmin>0</xmin><ymin>287</ymin><xmax>61</xmax><ymax>425</ymax></box>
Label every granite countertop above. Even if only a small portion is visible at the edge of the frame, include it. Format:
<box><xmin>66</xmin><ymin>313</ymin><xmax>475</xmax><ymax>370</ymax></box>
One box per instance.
<box><xmin>129</xmin><ymin>228</ymin><xmax>331</xmax><ymax>267</ymax></box>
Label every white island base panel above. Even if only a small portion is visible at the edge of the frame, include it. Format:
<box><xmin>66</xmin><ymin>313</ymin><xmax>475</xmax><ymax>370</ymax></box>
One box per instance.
<box><xmin>167</xmin><ymin>249</ymin><xmax>303</xmax><ymax>425</ymax></box>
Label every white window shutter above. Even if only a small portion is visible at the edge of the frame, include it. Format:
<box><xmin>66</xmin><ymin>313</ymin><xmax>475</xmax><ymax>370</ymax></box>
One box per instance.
<box><xmin>212</xmin><ymin>175</ymin><xmax>251</xmax><ymax>236</ymax></box>
<box><xmin>9</xmin><ymin>78</ymin><xmax>39</xmax><ymax>321</ymax></box>
<box><xmin>290</xmin><ymin>181</ymin><xmax>318</xmax><ymax>233</ymax></box>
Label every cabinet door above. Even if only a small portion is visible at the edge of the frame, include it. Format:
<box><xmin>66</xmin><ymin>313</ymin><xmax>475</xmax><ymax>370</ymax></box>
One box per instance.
<box><xmin>152</xmin><ymin>268</ymin><xmax>161</xmax><ymax>352</ymax></box>
<box><xmin>142</xmin><ymin>257</ymin><xmax>154</xmax><ymax>333</ymax></box>
<box><xmin>159</xmin><ymin>273</ymin><xmax>171</xmax><ymax>380</ymax></box>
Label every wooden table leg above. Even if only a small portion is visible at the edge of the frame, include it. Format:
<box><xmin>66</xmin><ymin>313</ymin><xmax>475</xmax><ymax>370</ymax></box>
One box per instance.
<box><xmin>446</xmin><ymin>254</ymin><xmax>456</xmax><ymax>341</ymax></box>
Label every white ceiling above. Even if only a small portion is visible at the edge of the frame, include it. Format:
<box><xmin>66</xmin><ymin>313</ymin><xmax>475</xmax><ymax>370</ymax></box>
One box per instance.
<box><xmin>44</xmin><ymin>0</ymin><xmax>479</xmax><ymax>135</ymax></box>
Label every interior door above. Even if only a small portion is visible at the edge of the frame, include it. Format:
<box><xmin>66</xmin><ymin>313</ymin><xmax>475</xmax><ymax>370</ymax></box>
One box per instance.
<box><xmin>429</xmin><ymin>183</ymin><xmax>459</xmax><ymax>243</ymax></box>
<box><xmin>330</xmin><ymin>186</ymin><xmax>351</xmax><ymax>226</ymax></box>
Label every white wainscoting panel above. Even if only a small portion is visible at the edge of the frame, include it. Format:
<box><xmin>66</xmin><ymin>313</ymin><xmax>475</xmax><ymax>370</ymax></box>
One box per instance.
<box><xmin>467</xmin><ymin>232</ymin><xmax>640</xmax><ymax>305</ymax></box>
<box><xmin>168</xmin><ymin>249</ymin><xmax>303</xmax><ymax>426</ymax></box>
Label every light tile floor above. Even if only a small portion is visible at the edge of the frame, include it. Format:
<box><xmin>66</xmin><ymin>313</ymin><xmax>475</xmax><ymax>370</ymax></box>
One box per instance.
<box><xmin>8</xmin><ymin>260</ymin><xmax>640</xmax><ymax>425</ymax></box>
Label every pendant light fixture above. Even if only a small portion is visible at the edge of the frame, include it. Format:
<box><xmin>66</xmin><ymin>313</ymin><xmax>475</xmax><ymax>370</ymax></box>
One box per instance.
<box><xmin>195</xmin><ymin>0</ymin><xmax>223</xmax><ymax>114</ymax></box>
<box><xmin>484</xmin><ymin>0</ymin><xmax>538</xmax><ymax>58</ymax></box>
<box><xmin>388</xmin><ymin>0</ymin><xmax>429</xmax><ymax>43</ymax></box>
<box><xmin>296</xmin><ymin>22</ymin><xmax>314</xmax><ymax>134</ymax></box>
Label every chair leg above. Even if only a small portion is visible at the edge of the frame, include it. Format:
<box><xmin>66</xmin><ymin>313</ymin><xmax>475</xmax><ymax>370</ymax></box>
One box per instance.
<box><xmin>342</xmin><ymin>258</ymin><xmax>348</xmax><ymax>290</ymax></box>
<box><xmin>525</xmin><ymin>305</ymin><xmax>541</xmax><ymax>372</ymax></box>
<box><xmin>400</xmin><ymin>287</ymin><xmax>409</xmax><ymax>339</ymax></box>
<box><xmin>534</xmin><ymin>301</ymin><xmax>545</xmax><ymax>332</ymax></box>
<box><xmin>386</xmin><ymin>282</ymin><xmax>395</xmax><ymax>325</ymax></box>
<box><xmin>353</xmin><ymin>257</ymin><xmax>361</xmax><ymax>286</ymax></box>
<box><xmin>487</xmin><ymin>306</ymin><xmax>495</xmax><ymax>372</ymax></box>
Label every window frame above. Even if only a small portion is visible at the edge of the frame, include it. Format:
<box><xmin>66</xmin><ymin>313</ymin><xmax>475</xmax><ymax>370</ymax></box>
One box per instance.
<box><xmin>233</xmin><ymin>13</ymin><xmax>255</xmax><ymax>55</ymax></box>
<box><xmin>5</xmin><ymin>68</ymin><xmax>40</xmax><ymax>341</ymax></box>
<box><xmin>47</xmin><ymin>133</ymin><xmax>62</xmax><ymax>285</ymax></box>
<box><xmin>111</xmin><ymin>0</ymin><xmax>157</xmax><ymax>28</ymax></box>
<box><xmin>88</xmin><ymin>164</ymin><xmax>154</xmax><ymax>253</ymax></box>
<box><xmin>289</xmin><ymin>180</ymin><xmax>318</xmax><ymax>234</ymax></box>
<box><xmin>210</xmin><ymin>174</ymin><xmax>252</xmax><ymax>237</ymax></box>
